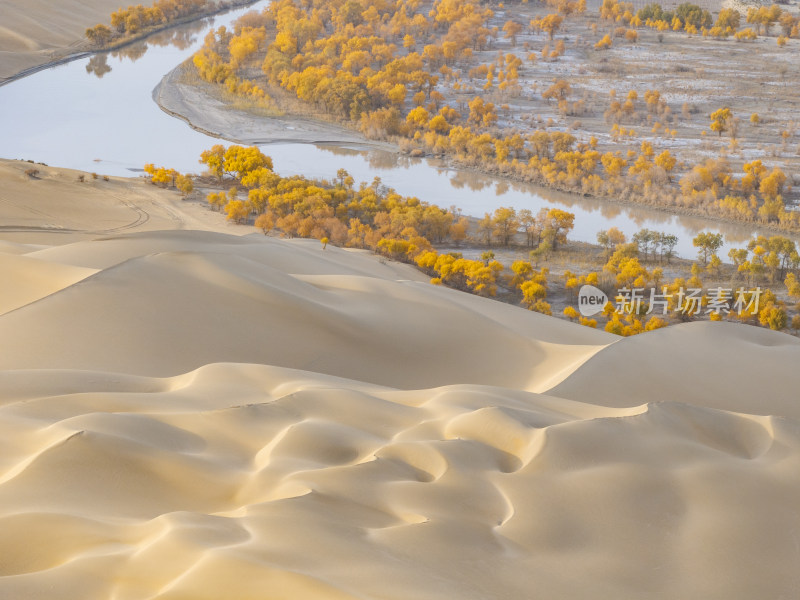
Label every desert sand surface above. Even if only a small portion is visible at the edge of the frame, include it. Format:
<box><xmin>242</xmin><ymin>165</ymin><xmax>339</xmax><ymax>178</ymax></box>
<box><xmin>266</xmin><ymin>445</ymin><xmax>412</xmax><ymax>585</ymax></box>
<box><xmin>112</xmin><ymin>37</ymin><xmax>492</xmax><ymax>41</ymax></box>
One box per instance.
<box><xmin>0</xmin><ymin>0</ymin><xmax>127</xmax><ymax>81</ymax></box>
<box><xmin>0</xmin><ymin>159</ymin><xmax>249</xmax><ymax>243</ymax></box>
<box><xmin>0</xmin><ymin>160</ymin><xmax>800</xmax><ymax>599</ymax></box>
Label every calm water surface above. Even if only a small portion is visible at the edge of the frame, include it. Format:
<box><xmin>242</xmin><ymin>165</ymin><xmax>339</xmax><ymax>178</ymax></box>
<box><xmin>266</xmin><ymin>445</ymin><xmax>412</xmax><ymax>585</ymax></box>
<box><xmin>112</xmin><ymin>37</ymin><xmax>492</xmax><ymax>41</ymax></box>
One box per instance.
<box><xmin>0</xmin><ymin>1</ymin><xmax>780</xmax><ymax>257</ymax></box>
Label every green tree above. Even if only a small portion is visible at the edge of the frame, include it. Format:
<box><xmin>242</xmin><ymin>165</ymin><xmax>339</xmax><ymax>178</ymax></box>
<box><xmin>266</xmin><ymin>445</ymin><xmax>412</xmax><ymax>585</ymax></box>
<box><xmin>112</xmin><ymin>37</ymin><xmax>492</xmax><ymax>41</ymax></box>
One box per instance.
<box><xmin>477</xmin><ymin>213</ymin><xmax>494</xmax><ymax>246</ymax></box>
<box><xmin>660</xmin><ymin>234</ymin><xmax>678</xmax><ymax>264</ymax></box>
<box><xmin>676</xmin><ymin>3</ymin><xmax>712</xmax><ymax>28</ymax></box>
<box><xmin>693</xmin><ymin>231</ymin><xmax>724</xmax><ymax>265</ymax></box>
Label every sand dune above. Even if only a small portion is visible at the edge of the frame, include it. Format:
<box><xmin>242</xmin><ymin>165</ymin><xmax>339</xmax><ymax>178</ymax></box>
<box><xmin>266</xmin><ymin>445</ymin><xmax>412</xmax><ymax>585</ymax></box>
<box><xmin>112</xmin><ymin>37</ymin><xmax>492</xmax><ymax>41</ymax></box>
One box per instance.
<box><xmin>0</xmin><ymin>231</ymin><xmax>611</xmax><ymax>388</ymax></box>
<box><xmin>0</xmin><ymin>252</ymin><xmax>96</xmax><ymax>314</ymax></box>
<box><xmin>0</xmin><ymin>227</ymin><xmax>798</xmax><ymax>599</ymax></box>
<box><xmin>550</xmin><ymin>320</ymin><xmax>800</xmax><ymax>419</ymax></box>
<box><xmin>0</xmin><ymin>159</ymin><xmax>243</xmax><ymax>244</ymax></box>
<box><xmin>0</xmin><ymin>0</ymin><xmax>125</xmax><ymax>80</ymax></box>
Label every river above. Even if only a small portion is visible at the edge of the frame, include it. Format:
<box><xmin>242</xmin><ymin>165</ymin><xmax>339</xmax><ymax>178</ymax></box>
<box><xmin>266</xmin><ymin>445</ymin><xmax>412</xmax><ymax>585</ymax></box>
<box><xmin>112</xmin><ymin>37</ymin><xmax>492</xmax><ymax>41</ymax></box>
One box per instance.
<box><xmin>0</xmin><ymin>0</ymin><xmax>781</xmax><ymax>258</ymax></box>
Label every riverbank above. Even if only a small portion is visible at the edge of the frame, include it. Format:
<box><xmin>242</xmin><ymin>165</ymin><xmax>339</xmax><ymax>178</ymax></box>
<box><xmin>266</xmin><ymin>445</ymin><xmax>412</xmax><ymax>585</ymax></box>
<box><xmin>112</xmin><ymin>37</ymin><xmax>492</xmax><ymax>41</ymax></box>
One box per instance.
<box><xmin>155</xmin><ymin>61</ymin><xmax>399</xmax><ymax>149</ymax></box>
<box><xmin>157</xmin><ymin>62</ymin><xmax>798</xmax><ymax>254</ymax></box>
<box><xmin>0</xmin><ymin>0</ymin><xmax>258</xmax><ymax>85</ymax></box>
<box><xmin>171</xmin><ymin>0</ymin><xmax>800</xmax><ymax>244</ymax></box>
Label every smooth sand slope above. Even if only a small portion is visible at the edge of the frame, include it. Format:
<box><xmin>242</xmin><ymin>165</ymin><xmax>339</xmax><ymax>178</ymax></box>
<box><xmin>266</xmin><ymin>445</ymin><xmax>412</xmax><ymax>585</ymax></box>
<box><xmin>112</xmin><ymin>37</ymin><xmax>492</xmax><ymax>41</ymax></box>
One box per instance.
<box><xmin>0</xmin><ymin>159</ymin><xmax>247</xmax><ymax>243</ymax></box>
<box><xmin>0</xmin><ymin>223</ymin><xmax>799</xmax><ymax>600</ymax></box>
<box><xmin>0</xmin><ymin>230</ymin><xmax>610</xmax><ymax>389</ymax></box>
<box><xmin>0</xmin><ymin>0</ymin><xmax>126</xmax><ymax>81</ymax></box>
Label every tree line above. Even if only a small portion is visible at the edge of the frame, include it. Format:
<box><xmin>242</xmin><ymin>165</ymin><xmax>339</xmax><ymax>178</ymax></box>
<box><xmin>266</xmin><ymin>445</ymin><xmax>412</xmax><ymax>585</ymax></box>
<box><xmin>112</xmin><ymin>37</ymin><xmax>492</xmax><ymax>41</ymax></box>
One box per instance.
<box><xmin>182</xmin><ymin>0</ymin><xmax>799</xmax><ymax>236</ymax></box>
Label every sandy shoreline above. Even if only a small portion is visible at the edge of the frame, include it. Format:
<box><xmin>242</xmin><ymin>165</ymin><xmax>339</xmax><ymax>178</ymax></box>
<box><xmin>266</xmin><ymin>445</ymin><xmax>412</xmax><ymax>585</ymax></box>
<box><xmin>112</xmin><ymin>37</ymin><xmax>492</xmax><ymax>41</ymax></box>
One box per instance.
<box><xmin>0</xmin><ymin>0</ymin><xmax>258</xmax><ymax>85</ymax></box>
<box><xmin>154</xmin><ymin>63</ymin><xmax>800</xmax><ymax>251</ymax></box>
<box><xmin>154</xmin><ymin>62</ymin><xmax>398</xmax><ymax>149</ymax></box>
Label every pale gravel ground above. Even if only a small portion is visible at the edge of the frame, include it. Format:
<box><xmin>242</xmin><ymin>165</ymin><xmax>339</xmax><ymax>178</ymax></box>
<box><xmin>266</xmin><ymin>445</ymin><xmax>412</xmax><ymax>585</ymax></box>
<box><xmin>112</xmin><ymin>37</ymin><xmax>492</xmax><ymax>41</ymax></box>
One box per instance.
<box><xmin>154</xmin><ymin>63</ymin><xmax>397</xmax><ymax>149</ymax></box>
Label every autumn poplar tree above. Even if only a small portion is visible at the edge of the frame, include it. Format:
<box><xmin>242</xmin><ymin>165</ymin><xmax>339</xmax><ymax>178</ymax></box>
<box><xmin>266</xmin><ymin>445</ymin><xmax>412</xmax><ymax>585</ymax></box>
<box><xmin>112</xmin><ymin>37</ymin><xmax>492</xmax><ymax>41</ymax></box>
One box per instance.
<box><xmin>543</xmin><ymin>209</ymin><xmax>575</xmax><ymax>249</ymax></box>
<box><xmin>709</xmin><ymin>107</ymin><xmax>733</xmax><ymax>137</ymax></box>
<box><xmin>502</xmin><ymin>20</ymin><xmax>523</xmax><ymax>46</ymax></box>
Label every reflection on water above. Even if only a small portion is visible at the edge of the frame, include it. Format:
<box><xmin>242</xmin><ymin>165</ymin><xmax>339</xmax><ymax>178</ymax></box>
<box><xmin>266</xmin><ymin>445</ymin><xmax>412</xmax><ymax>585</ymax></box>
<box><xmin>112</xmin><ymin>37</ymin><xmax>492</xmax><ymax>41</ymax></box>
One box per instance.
<box><xmin>283</xmin><ymin>143</ymin><xmax>772</xmax><ymax>255</ymax></box>
<box><xmin>450</xmin><ymin>171</ymin><xmax>490</xmax><ymax>192</ymax></box>
<box><xmin>297</xmin><ymin>143</ymin><xmax>759</xmax><ymax>252</ymax></box>
<box><xmin>146</xmin><ymin>18</ymin><xmax>212</xmax><ymax>50</ymax></box>
<box><xmin>85</xmin><ymin>55</ymin><xmax>111</xmax><ymax>78</ymax></box>
<box><xmin>111</xmin><ymin>42</ymin><xmax>150</xmax><ymax>64</ymax></box>
<box><xmin>317</xmin><ymin>144</ymin><xmax>421</xmax><ymax>172</ymax></box>
<box><xmin>601</xmin><ymin>204</ymin><xmax>623</xmax><ymax>220</ymax></box>
<box><xmin>0</xmin><ymin>0</ymin><xmax>790</xmax><ymax>258</ymax></box>
<box><xmin>366</xmin><ymin>150</ymin><xmax>409</xmax><ymax>171</ymax></box>
<box><xmin>314</xmin><ymin>145</ymin><xmax>362</xmax><ymax>157</ymax></box>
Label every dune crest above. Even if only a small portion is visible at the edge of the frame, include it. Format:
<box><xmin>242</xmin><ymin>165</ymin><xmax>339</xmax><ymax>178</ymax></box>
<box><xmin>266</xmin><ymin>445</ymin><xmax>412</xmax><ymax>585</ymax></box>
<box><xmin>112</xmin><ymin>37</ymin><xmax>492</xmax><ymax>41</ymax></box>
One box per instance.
<box><xmin>0</xmin><ymin>229</ymin><xmax>798</xmax><ymax>599</ymax></box>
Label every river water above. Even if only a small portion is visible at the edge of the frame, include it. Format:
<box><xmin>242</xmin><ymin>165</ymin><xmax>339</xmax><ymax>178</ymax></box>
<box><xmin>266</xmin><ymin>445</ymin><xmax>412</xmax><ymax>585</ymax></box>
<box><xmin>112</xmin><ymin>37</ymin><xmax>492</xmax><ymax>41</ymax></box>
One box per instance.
<box><xmin>0</xmin><ymin>0</ymin><xmax>779</xmax><ymax>257</ymax></box>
